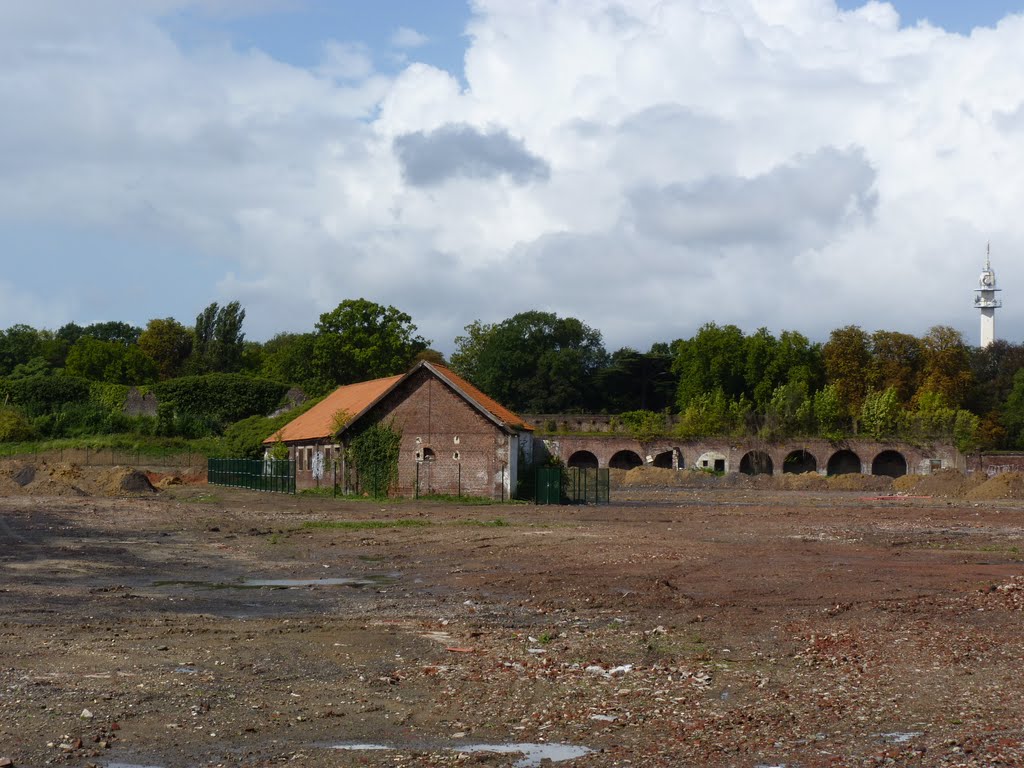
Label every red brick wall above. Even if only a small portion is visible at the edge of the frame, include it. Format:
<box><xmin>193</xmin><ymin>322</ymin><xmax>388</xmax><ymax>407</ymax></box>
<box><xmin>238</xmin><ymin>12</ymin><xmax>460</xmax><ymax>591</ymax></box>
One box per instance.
<box><xmin>353</xmin><ymin>367</ymin><xmax>512</xmax><ymax>498</ymax></box>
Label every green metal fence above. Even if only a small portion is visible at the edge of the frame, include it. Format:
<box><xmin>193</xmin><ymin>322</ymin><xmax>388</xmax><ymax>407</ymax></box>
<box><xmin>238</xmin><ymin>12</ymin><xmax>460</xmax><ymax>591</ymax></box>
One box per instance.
<box><xmin>207</xmin><ymin>458</ymin><xmax>296</xmax><ymax>494</ymax></box>
<box><xmin>535</xmin><ymin>466</ymin><xmax>610</xmax><ymax>505</ymax></box>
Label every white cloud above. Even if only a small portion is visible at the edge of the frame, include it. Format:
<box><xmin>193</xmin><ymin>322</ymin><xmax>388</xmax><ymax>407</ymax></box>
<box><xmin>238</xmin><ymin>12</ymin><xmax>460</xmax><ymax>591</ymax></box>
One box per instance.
<box><xmin>390</xmin><ymin>26</ymin><xmax>429</xmax><ymax>49</ymax></box>
<box><xmin>3</xmin><ymin>1</ymin><xmax>1024</xmax><ymax>352</ymax></box>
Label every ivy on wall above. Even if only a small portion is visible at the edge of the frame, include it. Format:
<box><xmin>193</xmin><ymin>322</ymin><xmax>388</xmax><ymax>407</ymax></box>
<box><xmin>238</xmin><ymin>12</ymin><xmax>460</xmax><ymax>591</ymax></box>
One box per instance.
<box><xmin>348</xmin><ymin>421</ymin><xmax>401</xmax><ymax>498</ymax></box>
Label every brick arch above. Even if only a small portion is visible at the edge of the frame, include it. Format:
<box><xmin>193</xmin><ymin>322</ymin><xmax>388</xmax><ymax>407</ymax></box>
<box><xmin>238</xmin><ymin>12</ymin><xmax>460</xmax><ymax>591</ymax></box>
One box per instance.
<box><xmin>783</xmin><ymin>449</ymin><xmax>817</xmax><ymax>474</ymax></box>
<box><xmin>872</xmin><ymin>449</ymin><xmax>907</xmax><ymax>478</ymax></box>
<box><xmin>567</xmin><ymin>450</ymin><xmax>598</xmax><ymax>469</ymax></box>
<box><xmin>739</xmin><ymin>450</ymin><xmax>774</xmax><ymax>476</ymax></box>
<box><xmin>828</xmin><ymin>449</ymin><xmax>861</xmax><ymax>476</ymax></box>
<box><xmin>609</xmin><ymin>450</ymin><xmax>644</xmax><ymax>469</ymax></box>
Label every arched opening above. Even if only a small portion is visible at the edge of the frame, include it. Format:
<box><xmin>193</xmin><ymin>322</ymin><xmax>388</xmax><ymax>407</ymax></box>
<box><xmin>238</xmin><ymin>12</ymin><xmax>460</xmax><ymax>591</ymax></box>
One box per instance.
<box><xmin>827</xmin><ymin>449</ymin><xmax>861</xmax><ymax>476</ymax></box>
<box><xmin>652</xmin><ymin>450</ymin><xmax>675</xmax><ymax>469</ymax></box>
<box><xmin>739</xmin><ymin>450</ymin><xmax>774</xmax><ymax>476</ymax></box>
<box><xmin>421</xmin><ymin>446</ymin><xmax>435</xmax><ymax>462</ymax></box>
<box><xmin>609</xmin><ymin>450</ymin><xmax>643</xmax><ymax>470</ymax></box>
<box><xmin>783</xmin><ymin>450</ymin><xmax>817</xmax><ymax>474</ymax></box>
<box><xmin>872</xmin><ymin>450</ymin><xmax>907</xmax><ymax>478</ymax></box>
<box><xmin>567</xmin><ymin>450</ymin><xmax>599</xmax><ymax>469</ymax></box>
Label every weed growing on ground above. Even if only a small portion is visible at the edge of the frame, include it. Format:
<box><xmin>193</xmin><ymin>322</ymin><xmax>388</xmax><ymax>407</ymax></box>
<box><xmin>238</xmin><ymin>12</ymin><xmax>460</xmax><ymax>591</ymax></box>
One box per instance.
<box><xmin>456</xmin><ymin>518</ymin><xmax>510</xmax><ymax>527</ymax></box>
<box><xmin>301</xmin><ymin>519</ymin><xmax>431</xmax><ymax>531</ymax></box>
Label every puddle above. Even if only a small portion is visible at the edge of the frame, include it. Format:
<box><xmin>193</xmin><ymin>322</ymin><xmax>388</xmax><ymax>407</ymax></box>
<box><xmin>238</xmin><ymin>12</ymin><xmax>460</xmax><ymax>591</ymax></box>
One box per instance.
<box><xmin>153</xmin><ymin>574</ymin><xmax>399</xmax><ymax>590</ymax></box>
<box><xmin>332</xmin><ymin>744</ymin><xmax>393</xmax><ymax>751</ymax></box>
<box><xmin>332</xmin><ymin>741</ymin><xmax>590</xmax><ymax>767</ymax></box>
<box><xmin>459</xmin><ymin>743</ymin><xmax>592</xmax><ymax>767</ymax></box>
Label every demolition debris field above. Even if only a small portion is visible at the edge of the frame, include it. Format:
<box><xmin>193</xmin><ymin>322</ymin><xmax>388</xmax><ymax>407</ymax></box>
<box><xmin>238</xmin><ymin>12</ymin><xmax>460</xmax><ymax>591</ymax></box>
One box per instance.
<box><xmin>3</xmin><ymin>466</ymin><xmax>1024</xmax><ymax>767</ymax></box>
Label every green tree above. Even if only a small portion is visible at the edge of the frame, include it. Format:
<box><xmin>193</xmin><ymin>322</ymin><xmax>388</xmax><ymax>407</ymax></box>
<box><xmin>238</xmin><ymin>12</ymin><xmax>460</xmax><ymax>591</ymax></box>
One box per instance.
<box><xmin>81</xmin><ymin>321</ymin><xmax>141</xmax><ymax>345</ymax></box>
<box><xmin>138</xmin><ymin>318</ymin><xmax>193</xmax><ymax>379</ymax></box>
<box><xmin>313</xmin><ymin>299</ymin><xmax>428</xmax><ymax>386</ymax></box>
<box><xmin>0</xmin><ymin>324</ymin><xmax>42</xmax><ymax>375</ymax></box>
<box><xmin>191</xmin><ymin>301</ymin><xmax>246</xmax><ymax>373</ymax></box>
<box><xmin>260</xmin><ymin>332</ymin><xmax>323</xmax><ymax>391</ymax></box>
<box><xmin>967</xmin><ymin>340</ymin><xmax>1024</xmax><ymax>417</ymax></box>
<box><xmin>596</xmin><ymin>344</ymin><xmax>676</xmax><ymax>412</ymax></box>
<box><xmin>673</xmin><ymin>323</ymin><xmax>747</xmax><ymax>410</ymax></box>
<box><xmin>822</xmin><ymin>325</ymin><xmax>871</xmax><ymax>426</ymax></box>
<box><xmin>449</xmin><ymin>320</ymin><xmax>496</xmax><ymax>382</ymax></box>
<box><xmin>868</xmin><ymin>330</ymin><xmax>923</xmax><ymax>404</ymax></box>
<box><xmin>674</xmin><ymin>389</ymin><xmax>751</xmax><ymax>438</ymax></box>
<box><xmin>453</xmin><ymin>311</ymin><xmax>606</xmax><ymax>413</ymax></box>
<box><xmin>64</xmin><ymin>337</ymin><xmax>158</xmax><ymax>385</ymax></box>
<box><xmin>812</xmin><ymin>383</ymin><xmax>845</xmax><ymax>439</ymax></box>
<box><xmin>916</xmin><ymin>325</ymin><xmax>973</xmax><ymax>408</ymax></box>
<box><xmin>1001</xmin><ymin>368</ymin><xmax>1024</xmax><ymax>448</ymax></box>
<box><xmin>859</xmin><ymin>387</ymin><xmax>900</xmax><ymax>439</ymax></box>
<box><xmin>761</xmin><ymin>380</ymin><xmax>814</xmax><ymax>439</ymax></box>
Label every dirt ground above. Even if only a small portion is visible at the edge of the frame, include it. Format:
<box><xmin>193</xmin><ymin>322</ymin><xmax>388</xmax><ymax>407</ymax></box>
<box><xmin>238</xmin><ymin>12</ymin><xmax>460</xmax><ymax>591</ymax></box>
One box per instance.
<box><xmin>4</xmin><ymin>466</ymin><xmax>1024</xmax><ymax>767</ymax></box>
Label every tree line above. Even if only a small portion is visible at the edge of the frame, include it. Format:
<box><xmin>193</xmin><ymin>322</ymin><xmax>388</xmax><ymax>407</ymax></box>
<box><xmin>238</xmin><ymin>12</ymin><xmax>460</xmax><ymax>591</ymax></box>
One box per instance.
<box><xmin>2</xmin><ymin>297</ymin><xmax>1024</xmax><ymax>451</ymax></box>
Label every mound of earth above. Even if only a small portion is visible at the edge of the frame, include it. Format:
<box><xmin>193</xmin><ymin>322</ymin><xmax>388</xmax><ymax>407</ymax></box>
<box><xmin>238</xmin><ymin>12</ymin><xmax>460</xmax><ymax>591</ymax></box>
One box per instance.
<box><xmin>826</xmin><ymin>473</ymin><xmax>894</xmax><ymax>492</ymax></box>
<box><xmin>894</xmin><ymin>469</ymin><xmax>985</xmax><ymax>498</ymax></box>
<box><xmin>621</xmin><ymin>467</ymin><xmax>719</xmax><ymax>488</ymax></box>
<box><xmin>965</xmin><ymin>471</ymin><xmax>1024</xmax><ymax>501</ymax></box>
<box><xmin>98</xmin><ymin>467</ymin><xmax>158</xmax><ymax>495</ymax></box>
<box><xmin>0</xmin><ymin>461</ymin><xmax>159</xmax><ymax>497</ymax></box>
<box><xmin>777</xmin><ymin>471</ymin><xmax>829</xmax><ymax>491</ymax></box>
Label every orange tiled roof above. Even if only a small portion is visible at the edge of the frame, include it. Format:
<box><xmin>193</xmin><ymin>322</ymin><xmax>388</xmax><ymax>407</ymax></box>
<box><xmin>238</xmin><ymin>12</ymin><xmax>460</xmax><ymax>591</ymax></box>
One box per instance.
<box><xmin>429</xmin><ymin>363</ymin><xmax>534</xmax><ymax>432</ymax></box>
<box><xmin>265</xmin><ymin>374</ymin><xmax>403</xmax><ymax>444</ymax></box>
<box><xmin>264</xmin><ymin>362</ymin><xmax>533</xmax><ymax>445</ymax></box>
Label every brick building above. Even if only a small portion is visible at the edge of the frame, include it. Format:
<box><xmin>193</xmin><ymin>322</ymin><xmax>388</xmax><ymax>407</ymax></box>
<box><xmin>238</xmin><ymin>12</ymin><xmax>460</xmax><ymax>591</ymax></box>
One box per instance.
<box><xmin>265</xmin><ymin>361</ymin><xmax>533</xmax><ymax>498</ymax></box>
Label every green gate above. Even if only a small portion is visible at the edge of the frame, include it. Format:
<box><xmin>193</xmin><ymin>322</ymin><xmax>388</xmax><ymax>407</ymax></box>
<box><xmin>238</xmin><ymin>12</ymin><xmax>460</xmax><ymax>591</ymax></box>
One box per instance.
<box><xmin>535</xmin><ymin>467</ymin><xmax>609</xmax><ymax>505</ymax></box>
<box><xmin>207</xmin><ymin>458</ymin><xmax>296</xmax><ymax>494</ymax></box>
<box><xmin>536</xmin><ymin>467</ymin><xmax>563</xmax><ymax>504</ymax></box>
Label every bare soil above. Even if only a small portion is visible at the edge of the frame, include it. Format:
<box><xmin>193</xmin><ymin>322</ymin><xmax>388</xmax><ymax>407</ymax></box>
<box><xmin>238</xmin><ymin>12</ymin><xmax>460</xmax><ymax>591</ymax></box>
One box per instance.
<box><xmin>3</xmin><ymin>465</ymin><xmax>1024</xmax><ymax>766</ymax></box>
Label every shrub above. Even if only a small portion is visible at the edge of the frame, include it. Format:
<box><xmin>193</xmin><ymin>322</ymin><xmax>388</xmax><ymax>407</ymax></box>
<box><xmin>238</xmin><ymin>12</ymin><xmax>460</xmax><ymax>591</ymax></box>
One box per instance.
<box><xmin>152</xmin><ymin>374</ymin><xmax>288</xmax><ymax>426</ymax></box>
<box><xmin>0</xmin><ymin>374</ymin><xmax>92</xmax><ymax>416</ymax></box>
<box><xmin>349</xmin><ymin>421</ymin><xmax>401</xmax><ymax>498</ymax></box>
<box><xmin>0</xmin><ymin>406</ymin><xmax>35</xmax><ymax>442</ymax></box>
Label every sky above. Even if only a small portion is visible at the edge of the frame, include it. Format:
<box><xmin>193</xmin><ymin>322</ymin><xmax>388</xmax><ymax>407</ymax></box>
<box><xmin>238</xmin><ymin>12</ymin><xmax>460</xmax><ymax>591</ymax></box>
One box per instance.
<box><xmin>4</xmin><ymin>0</ymin><xmax>1024</xmax><ymax>355</ymax></box>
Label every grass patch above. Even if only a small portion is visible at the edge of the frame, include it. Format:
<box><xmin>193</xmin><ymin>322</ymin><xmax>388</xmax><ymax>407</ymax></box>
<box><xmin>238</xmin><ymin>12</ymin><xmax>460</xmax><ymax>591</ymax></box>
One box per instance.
<box><xmin>416</xmin><ymin>493</ymin><xmax>511</xmax><ymax>505</ymax></box>
<box><xmin>301</xmin><ymin>519</ymin><xmax>431</xmax><ymax>531</ymax></box>
<box><xmin>456</xmin><ymin>518</ymin><xmax>511</xmax><ymax>527</ymax></box>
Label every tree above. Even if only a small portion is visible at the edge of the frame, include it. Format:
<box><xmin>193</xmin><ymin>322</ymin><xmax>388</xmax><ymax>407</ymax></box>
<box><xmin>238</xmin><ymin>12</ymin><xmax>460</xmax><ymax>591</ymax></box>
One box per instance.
<box><xmin>81</xmin><ymin>321</ymin><xmax>141</xmax><ymax>345</ymax></box>
<box><xmin>813</xmin><ymin>383</ymin><xmax>846</xmax><ymax>439</ymax></box>
<box><xmin>138</xmin><ymin>318</ymin><xmax>193</xmax><ymax>379</ymax></box>
<box><xmin>673</xmin><ymin>323</ymin><xmax>748</xmax><ymax>410</ymax></box>
<box><xmin>967</xmin><ymin>340</ymin><xmax>1024</xmax><ymax>416</ymax></box>
<box><xmin>313</xmin><ymin>299</ymin><xmax>428</xmax><ymax>386</ymax></box>
<box><xmin>917</xmin><ymin>325</ymin><xmax>972</xmax><ymax>407</ymax></box>
<box><xmin>1001</xmin><ymin>368</ymin><xmax>1024</xmax><ymax>448</ymax></box>
<box><xmin>260</xmin><ymin>332</ymin><xmax>323</xmax><ymax>392</ymax></box>
<box><xmin>0</xmin><ymin>324</ymin><xmax>42</xmax><ymax>375</ymax></box>
<box><xmin>859</xmin><ymin>387</ymin><xmax>901</xmax><ymax>440</ymax></box>
<box><xmin>761</xmin><ymin>380</ymin><xmax>814</xmax><ymax>439</ymax></box>
<box><xmin>453</xmin><ymin>311</ymin><xmax>607</xmax><ymax>413</ymax></box>
<box><xmin>64</xmin><ymin>337</ymin><xmax>158</xmax><ymax>385</ymax></box>
<box><xmin>869</xmin><ymin>330</ymin><xmax>923</xmax><ymax>404</ymax></box>
<box><xmin>190</xmin><ymin>301</ymin><xmax>247</xmax><ymax>373</ymax></box>
<box><xmin>595</xmin><ymin>344</ymin><xmax>677</xmax><ymax>412</ymax></box>
<box><xmin>449</xmin><ymin>320</ymin><xmax>496</xmax><ymax>382</ymax></box>
<box><xmin>822</xmin><ymin>325</ymin><xmax>871</xmax><ymax>426</ymax></box>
